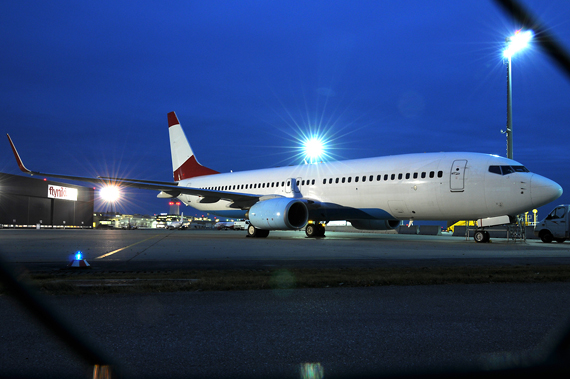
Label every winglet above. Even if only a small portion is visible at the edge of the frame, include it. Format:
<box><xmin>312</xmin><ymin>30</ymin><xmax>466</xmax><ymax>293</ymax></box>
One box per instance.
<box><xmin>6</xmin><ymin>134</ymin><xmax>33</xmax><ymax>174</ymax></box>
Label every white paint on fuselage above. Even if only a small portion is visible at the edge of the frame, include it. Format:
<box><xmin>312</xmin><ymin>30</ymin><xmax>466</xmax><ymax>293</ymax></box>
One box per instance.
<box><xmin>175</xmin><ymin>152</ymin><xmax>559</xmax><ymax>222</ymax></box>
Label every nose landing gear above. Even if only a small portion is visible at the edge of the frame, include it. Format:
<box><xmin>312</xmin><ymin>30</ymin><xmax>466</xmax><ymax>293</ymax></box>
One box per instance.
<box><xmin>473</xmin><ymin>230</ymin><xmax>490</xmax><ymax>243</ymax></box>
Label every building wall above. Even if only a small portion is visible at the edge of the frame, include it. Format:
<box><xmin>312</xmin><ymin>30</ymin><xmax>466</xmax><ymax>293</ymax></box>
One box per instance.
<box><xmin>0</xmin><ymin>173</ymin><xmax>94</xmax><ymax>227</ymax></box>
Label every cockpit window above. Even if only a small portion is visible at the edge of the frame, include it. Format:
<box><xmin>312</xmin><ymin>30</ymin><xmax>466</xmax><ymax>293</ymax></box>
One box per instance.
<box><xmin>488</xmin><ymin>166</ymin><xmax>501</xmax><ymax>175</ymax></box>
<box><xmin>512</xmin><ymin>165</ymin><xmax>529</xmax><ymax>172</ymax></box>
<box><xmin>488</xmin><ymin>165</ymin><xmax>529</xmax><ymax>176</ymax></box>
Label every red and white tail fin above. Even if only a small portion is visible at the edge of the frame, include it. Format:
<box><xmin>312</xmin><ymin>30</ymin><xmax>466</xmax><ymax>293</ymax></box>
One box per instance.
<box><xmin>168</xmin><ymin>112</ymin><xmax>219</xmax><ymax>181</ymax></box>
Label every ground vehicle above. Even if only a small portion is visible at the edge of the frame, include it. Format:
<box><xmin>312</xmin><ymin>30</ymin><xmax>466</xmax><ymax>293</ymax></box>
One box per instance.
<box><xmin>534</xmin><ymin>205</ymin><xmax>569</xmax><ymax>243</ymax></box>
<box><xmin>233</xmin><ymin>220</ymin><xmax>250</xmax><ymax>230</ymax></box>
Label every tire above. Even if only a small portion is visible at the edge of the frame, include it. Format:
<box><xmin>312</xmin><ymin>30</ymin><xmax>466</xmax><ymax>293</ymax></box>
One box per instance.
<box><xmin>540</xmin><ymin>230</ymin><xmax>554</xmax><ymax>243</ymax></box>
<box><xmin>247</xmin><ymin>224</ymin><xmax>269</xmax><ymax>238</ymax></box>
<box><xmin>555</xmin><ymin>238</ymin><xmax>566</xmax><ymax>243</ymax></box>
<box><xmin>474</xmin><ymin>230</ymin><xmax>486</xmax><ymax>243</ymax></box>
<box><xmin>306</xmin><ymin>223</ymin><xmax>326</xmax><ymax>238</ymax></box>
<box><xmin>305</xmin><ymin>224</ymin><xmax>316</xmax><ymax>237</ymax></box>
<box><xmin>247</xmin><ymin>224</ymin><xmax>258</xmax><ymax>237</ymax></box>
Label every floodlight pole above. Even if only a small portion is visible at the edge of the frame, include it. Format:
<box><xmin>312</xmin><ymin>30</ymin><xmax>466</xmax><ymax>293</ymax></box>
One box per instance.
<box><xmin>506</xmin><ymin>53</ymin><xmax>513</xmax><ymax>160</ymax></box>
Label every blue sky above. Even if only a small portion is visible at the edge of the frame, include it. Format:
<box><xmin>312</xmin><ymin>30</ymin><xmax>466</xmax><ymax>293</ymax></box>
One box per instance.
<box><xmin>1</xmin><ymin>0</ymin><xmax>570</xmax><ymax>219</ymax></box>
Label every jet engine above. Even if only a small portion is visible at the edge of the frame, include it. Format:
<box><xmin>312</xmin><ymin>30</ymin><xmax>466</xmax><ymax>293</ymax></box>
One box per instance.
<box><xmin>249</xmin><ymin>198</ymin><xmax>309</xmax><ymax>230</ymax></box>
<box><xmin>349</xmin><ymin>219</ymin><xmax>399</xmax><ymax>230</ymax></box>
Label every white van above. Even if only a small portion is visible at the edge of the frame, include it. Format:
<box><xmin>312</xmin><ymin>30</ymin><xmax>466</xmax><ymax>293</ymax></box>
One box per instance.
<box><xmin>233</xmin><ymin>220</ymin><xmax>250</xmax><ymax>230</ymax></box>
<box><xmin>534</xmin><ymin>205</ymin><xmax>569</xmax><ymax>243</ymax></box>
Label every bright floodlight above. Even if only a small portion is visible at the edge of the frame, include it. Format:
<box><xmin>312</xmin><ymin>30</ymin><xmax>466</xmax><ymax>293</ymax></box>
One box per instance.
<box><xmin>99</xmin><ymin>185</ymin><xmax>121</xmax><ymax>203</ymax></box>
<box><xmin>303</xmin><ymin>137</ymin><xmax>325</xmax><ymax>162</ymax></box>
<box><xmin>503</xmin><ymin>30</ymin><xmax>533</xmax><ymax>58</ymax></box>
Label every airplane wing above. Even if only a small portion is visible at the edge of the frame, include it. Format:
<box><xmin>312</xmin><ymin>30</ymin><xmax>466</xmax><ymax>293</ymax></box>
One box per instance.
<box><xmin>6</xmin><ymin>134</ymin><xmax>262</xmax><ymax>209</ymax></box>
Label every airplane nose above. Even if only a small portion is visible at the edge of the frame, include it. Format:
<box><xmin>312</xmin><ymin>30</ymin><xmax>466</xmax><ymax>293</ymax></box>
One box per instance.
<box><xmin>530</xmin><ymin>174</ymin><xmax>563</xmax><ymax>208</ymax></box>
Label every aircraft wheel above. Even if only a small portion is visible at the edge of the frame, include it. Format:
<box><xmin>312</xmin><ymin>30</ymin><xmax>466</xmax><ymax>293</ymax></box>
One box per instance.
<box><xmin>247</xmin><ymin>224</ymin><xmax>257</xmax><ymax>237</ymax></box>
<box><xmin>247</xmin><ymin>224</ymin><xmax>269</xmax><ymax>238</ymax></box>
<box><xmin>305</xmin><ymin>224</ymin><xmax>317</xmax><ymax>237</ymax></box>
<box><xmin>555</xmin><ymin>238</ymin><xmax>566</xmax><ymax>243</ymax></box>
<box><xmin>305</xmin><ymin>224</ymin><xmax>325</xmax><ymax>238</ymax></box>
<box><xmin>540</xmin><ymin>230</ymin><xmax>554</xmax><ymax>243</ymax></box>
<box><xmin>474</xmin><ymin>230</ymin><xmax>488</xmax><ymax>243</ymax></box>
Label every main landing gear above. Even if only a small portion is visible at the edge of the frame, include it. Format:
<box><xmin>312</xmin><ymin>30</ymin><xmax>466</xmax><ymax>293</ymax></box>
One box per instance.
<box><xmin>246</xmin><ymin>223</ymin><xmax>326</xmax><ymax>238</ymax></box>
<box><xmin>305</xmin><ymin>223</ymin><xmax>325</xmax><ymax>238</ymax></box>
<box><xmin>247</xmin><ymin>224</ymin><xmax>269</xmax><ymax>238</ymax></box>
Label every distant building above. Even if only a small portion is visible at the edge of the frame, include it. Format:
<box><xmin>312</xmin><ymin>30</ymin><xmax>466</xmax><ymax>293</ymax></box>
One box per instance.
<box><xmin>0</xmin><ymin>172</ymin><xmax>94</xmax><ymax>228</ymax></box>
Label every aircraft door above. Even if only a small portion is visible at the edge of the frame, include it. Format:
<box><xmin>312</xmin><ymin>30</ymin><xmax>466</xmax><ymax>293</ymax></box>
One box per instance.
<box><xmin>286</xmin><ymin>178</ymin><xmax>301</xmax><ymax>194</ymax></box>
<box><xmin>450</xmin><ymin>160</ymin><xmax>467</xmax><ymax>192</ymax></box>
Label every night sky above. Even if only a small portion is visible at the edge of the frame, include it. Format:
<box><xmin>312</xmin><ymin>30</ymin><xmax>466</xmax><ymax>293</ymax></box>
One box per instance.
<box><xmin>1</xmin><ymin>1</ymin><xmax>570</xmax><ymax>220</ymax></box>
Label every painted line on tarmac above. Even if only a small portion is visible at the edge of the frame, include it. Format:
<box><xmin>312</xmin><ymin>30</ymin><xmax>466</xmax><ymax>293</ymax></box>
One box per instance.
<box><xmin>95</xmin><ymin>235</ymin><xmax>162</xmax><ymax>259</ymax></box>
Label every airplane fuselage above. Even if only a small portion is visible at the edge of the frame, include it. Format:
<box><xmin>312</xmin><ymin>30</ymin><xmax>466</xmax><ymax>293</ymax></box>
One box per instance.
<box><xmin>176</xmin><ymin>152</ymin><xmax>561</xmax><ymax>223</ymax></box>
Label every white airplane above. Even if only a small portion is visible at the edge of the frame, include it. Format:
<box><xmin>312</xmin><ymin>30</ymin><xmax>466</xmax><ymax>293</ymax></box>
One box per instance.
<box><xmin>214</xmin><ymin>221</ymin><xmax>235</xmax><ymax>230</ymax></box>
<box><xmin>168</xmin><ymin>212</ymin><xmax>185</xmax><ymax>230</ymax></box>
<box><xmin>7</xmin><ymin>111</ymin><xmax>562</xmax><ymax>242</ymax></box>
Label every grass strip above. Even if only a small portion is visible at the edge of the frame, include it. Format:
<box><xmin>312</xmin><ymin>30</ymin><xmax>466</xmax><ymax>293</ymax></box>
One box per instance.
<box><xmin>3</xmin><ymin>265</ymin><xmax>570</xmax><ymax>295</ymax></box>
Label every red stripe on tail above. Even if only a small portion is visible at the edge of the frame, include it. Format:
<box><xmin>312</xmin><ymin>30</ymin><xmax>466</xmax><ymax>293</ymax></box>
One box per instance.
<box><xmin>174</xmin><ymin>155</ymin><xmax>219</xmax><ymax>181</ymax></box>
<box><xmin>168</xmin><ymin>112</ymin><xmax>180</xmax><ymax>128</ymax></box>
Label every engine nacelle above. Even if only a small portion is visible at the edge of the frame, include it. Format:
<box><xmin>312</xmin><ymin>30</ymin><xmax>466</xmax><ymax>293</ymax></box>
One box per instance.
<box><xmin>249</xmin><ymin>198</ymin><xmax>309</xmax><ymax>230</ymax></box>
<box><xmin>349</xmin><ymin>219</ymin><xmax>399</xmax><ymax>230</ymax></box>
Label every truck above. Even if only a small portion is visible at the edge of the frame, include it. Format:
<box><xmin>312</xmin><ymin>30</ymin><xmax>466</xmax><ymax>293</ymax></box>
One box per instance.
<box><xmin>233</xmin><ymin>220</ymin><xmax>250</xmax><ymax>230</ymax></box>
<box><xmin>534</xmin><ymin>204</ymin><xmax>569</xmax><ymax>243</ymax></box>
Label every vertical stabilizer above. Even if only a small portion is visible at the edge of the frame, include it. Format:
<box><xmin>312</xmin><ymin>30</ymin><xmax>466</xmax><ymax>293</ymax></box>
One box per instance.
<box><xmin>168</xmin><ymin>112</ymin><xmax>219</xmax><ymax>181</ymax></box>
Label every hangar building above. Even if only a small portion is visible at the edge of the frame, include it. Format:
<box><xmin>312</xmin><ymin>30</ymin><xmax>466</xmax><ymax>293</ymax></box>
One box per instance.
<box><xmin>0</xmin><ymin>172</ymin><xmax>94</xmax><ymax>228</ymax></box>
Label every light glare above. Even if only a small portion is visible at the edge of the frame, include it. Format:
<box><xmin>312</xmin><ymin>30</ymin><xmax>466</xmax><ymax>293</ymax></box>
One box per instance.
<box><xmin>99</xmin><ymin>185</ymin><xmax>121</xmax><ymax>202</ymax></box>
<box><xmin>503</xmin><ymin>30</ymin><xmax>533</xmax><ymax>58</ymax></box>
<box><xmin>303</xmin><ymin>137</ymin><xmax>325</xmax><ymax>162</ymax></box>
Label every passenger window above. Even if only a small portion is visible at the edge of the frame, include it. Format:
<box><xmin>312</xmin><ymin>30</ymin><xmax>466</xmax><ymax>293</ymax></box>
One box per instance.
<box><xmin>398</xmin><ymin>173</ymin><xmax>403</xmax><ymax>180</ymax></box>
<box><xmin>302</xmin><ymin>180</ymin><xmax>305</xmax><ymax>185</ymax></box>
<box><xmin>329</xmin><ymin>178</ymin><xmax>333</xmax><ymax>184</ymax></box>
<box><xmin>312</xmin><ymin>179</ymin><xmax>315</xmax><ymax>185</ymax></box>
<box><xmin>405</xmin><ymin>173</ymin><xmax>410</xmax><ymax>179</ymax></box>
<box><xmin>377</xmin><ymin>175</ymin><xmax>381</xmax><ymax>181</ymax></box>
<box><xmin>287</xmin><ymin>181</ymin><xmax>290</xmax><ymax>186</ymax></box>
<box><xmin>421</xmin><ymin>172</ymin><xmax>426</xmax><ymax>179</ymax></box>
<box><xmin>342</xmin><ymin>177</ymin><xmax>346</xmax><ymax>183</ymax></box>
<box><xmin>391</xmin><ymin>174</ymin><xmax>395</xmax><ymax>180</ymax></box>
<box><xmin>438</xmin><ymin>171</ymin><xmax>443</xmax><ymax>178</ymax></box>
<box><xmin>429</xmin><ymin>171</ymin><xmax>435</xmax><ymax>178</ymax></box>
<box><xmin>369</xmin><ymin>175</ymin><xmax>373</xmax><ymax>182</ymax></box>
<box><xmin>335</xmin><ymin>178</ymin><xmax>339</xmax><ymax>184</ymax></box>
<box><xmin>355</xmin><ymin>176</ymin><xmax>359</xmax><ymax>183</ymax></box>
<box><xmin>384</xmin><ymin>174</ymin><xmax>388</xmax><ymax>181</ymax></box>
<box><xmin>413</xmin><ymin>172</ymin><xmax>418</xmax><ymax>179</ymax></box>
<box><xmin>348</xmin><ymin>177</ymin><xmax>352</xmax><ymax>183</ymax></box>
<box><xmin>323</xmin><ymin>179</ymin><xmax>327</xmax><ymax>184</ymax></box>
<box><xmin>362</xmin><ymin>176</ymin><xmax>366</xmax><ymax>182</ymax></box>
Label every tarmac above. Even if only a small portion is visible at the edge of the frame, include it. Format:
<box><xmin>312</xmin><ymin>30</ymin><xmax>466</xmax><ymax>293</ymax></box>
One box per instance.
<box><xmin>1</xmin><ymin>228</ymin><xmax>570</xmax><ymax>272</ymax></box>
<box><xmin>2</xmin><ymin>228</ymin><xmax>570</xmax><ymax>378</ymax></box>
